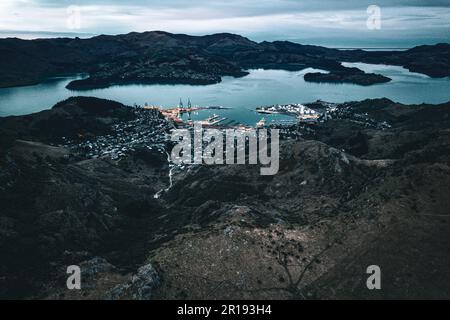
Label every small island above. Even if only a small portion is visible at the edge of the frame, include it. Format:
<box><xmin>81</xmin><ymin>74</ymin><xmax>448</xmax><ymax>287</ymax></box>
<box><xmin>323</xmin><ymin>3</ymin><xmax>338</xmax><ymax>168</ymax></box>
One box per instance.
<box><xmin>304</xmin><ymin>66</ymin><xmax>391</xmax><ymax>86</ymax></box>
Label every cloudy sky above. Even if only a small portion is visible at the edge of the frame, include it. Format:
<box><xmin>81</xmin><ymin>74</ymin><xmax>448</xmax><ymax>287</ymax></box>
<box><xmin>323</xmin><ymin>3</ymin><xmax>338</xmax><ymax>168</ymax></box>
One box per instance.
<box><xmin>1</xmin><ymin>0</ymin><xmax>449</xmax><ymax>47</ymax></box>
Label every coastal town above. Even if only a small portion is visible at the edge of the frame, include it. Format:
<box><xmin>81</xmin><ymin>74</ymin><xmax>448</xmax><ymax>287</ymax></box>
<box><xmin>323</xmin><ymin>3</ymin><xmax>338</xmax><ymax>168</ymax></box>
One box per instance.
<box><xmin>62</xmin><ymin>99</ymin><xmax>391</xmax><ymax>163</ymax></box>
<box><xmin>62</xmin><ymin>106</ymin><xmax>173</xmax><ymax>161</ymax></box>
<box><xmin>61</xmin><ymin>99</ymin><xmax>240</xmax><ymax>162</ymax></box>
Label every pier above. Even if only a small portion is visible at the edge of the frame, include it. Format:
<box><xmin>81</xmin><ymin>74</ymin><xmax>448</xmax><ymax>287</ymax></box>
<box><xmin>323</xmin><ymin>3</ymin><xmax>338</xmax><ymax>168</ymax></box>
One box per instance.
<box><xmin>147</xmin><ymin>99</ymin><xmax>231</xmax><ymax>127</ymax></box>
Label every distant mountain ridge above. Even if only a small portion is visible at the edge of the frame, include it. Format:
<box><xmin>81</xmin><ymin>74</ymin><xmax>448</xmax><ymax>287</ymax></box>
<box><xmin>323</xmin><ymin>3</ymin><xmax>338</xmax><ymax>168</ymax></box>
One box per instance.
<box><xmin>0</xmin><ymin>31</ymin><xmax>449</xmax><ymax>90</ymax></box>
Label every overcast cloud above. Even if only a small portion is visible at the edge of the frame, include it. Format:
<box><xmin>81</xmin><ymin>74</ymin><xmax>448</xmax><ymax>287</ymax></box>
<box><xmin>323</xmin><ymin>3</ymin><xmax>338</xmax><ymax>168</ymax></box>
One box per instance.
<box><xmin>1</xmin><ymin>0</ymin><xmax>449</xmax><ymax>47</ymax></box>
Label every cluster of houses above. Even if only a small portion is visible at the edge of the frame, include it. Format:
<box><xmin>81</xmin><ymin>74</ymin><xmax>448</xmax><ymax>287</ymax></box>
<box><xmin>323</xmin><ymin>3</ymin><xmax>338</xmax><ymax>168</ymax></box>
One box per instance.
<box><xmin>268</xmin><ymin>100</ymin><xmax>391</xmax><ymax>140</ymax></box>
<box><xmin>320</xmin><ymin>102</ymin><xmax>391</xmax><ymax>130</ymax></box>
<box><xmin>64</xmin><ymin>107</ymin><xmax>174</xmax><ymax>160</ymax></box>
<box><xmin>256</xmin><ymin>103</ymin><xmax>321</xmax><ymax>122</ymax></box>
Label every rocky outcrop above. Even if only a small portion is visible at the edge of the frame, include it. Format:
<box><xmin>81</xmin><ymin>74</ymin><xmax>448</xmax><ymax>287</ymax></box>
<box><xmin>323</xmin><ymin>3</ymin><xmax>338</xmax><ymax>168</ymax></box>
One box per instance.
<box><xmin>106</xmin><ymin>263</ymin><xmax>160</xmax><ymax>300</ymax></box>
<box><xmin>45</xmin><ymin>257</ymin><xmax>160</xmax><ymax>300</ymax></box>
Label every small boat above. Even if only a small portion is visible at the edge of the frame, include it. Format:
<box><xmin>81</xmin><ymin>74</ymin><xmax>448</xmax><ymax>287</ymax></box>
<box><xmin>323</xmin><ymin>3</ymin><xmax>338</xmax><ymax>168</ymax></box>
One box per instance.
<box><xmin>256</xmin><ymin>117</ymin><xmax>266</xmax><ymax>128</ymax></box>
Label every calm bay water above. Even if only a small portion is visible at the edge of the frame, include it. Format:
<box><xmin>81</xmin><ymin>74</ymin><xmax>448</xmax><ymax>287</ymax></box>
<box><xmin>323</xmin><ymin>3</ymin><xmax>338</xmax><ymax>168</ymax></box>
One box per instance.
<box><xmin>1</xmin><ymin>63</ymin><xmax>450</xmax><ymax>125</ymax></box>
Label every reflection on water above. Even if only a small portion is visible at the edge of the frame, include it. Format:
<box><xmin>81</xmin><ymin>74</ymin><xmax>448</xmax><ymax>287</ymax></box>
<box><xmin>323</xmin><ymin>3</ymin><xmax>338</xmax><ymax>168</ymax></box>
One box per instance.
<box><xmin>1</xmin><ymin>65</ymin><xmax>450</xmax><ymax>125</ymax></box>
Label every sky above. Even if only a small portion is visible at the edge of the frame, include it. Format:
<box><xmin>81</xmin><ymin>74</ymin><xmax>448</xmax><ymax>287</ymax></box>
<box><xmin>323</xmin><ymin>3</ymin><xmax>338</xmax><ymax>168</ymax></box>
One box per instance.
<box><xmin>0</xmin><ymin>0</ymin><xmax>449</xmax><ymax>47</ymax></box>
